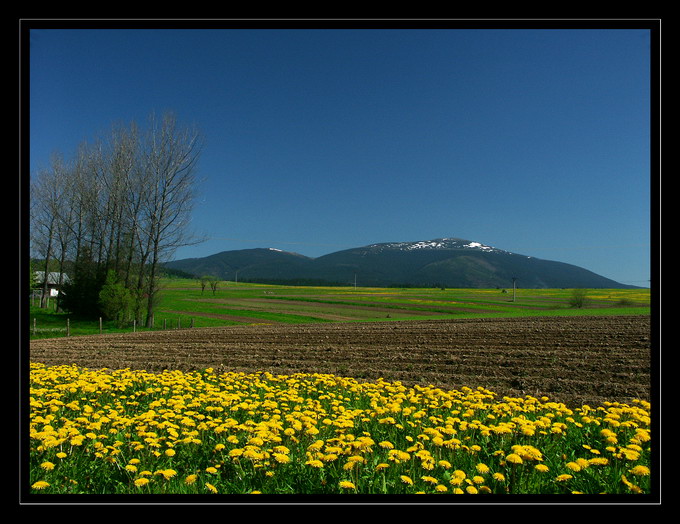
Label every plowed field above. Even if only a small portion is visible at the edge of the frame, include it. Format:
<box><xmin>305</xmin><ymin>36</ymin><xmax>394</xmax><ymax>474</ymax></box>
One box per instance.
<box><xmin>29</xmin><ymin>315</ymin><xmax>652</xmax><ymax>408</ymax></box>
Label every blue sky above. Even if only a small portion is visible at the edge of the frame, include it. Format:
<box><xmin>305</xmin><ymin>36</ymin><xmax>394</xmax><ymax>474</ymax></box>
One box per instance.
<box><xmin>27</xmin><ymin>24</ymin><xmax>655</xmax><ymax>286</ymax></box>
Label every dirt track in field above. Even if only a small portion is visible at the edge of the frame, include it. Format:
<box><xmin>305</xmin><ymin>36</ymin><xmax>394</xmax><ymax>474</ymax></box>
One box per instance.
<box><xmin>29</xmin><ymin>315</ymin><xmax>652</xmax><ymax>408</ymax></box>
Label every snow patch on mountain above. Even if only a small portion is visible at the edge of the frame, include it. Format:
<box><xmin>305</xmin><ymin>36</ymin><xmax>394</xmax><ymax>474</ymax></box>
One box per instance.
<box><xmin>367</xmin><ymin>238</ymin><xmax>509</xmax><ymax>254</ymax></box>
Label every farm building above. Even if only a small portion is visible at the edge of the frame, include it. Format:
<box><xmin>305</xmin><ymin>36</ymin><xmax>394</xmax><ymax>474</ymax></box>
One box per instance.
<box><xmin>34</xmin><ymin>271</ymin><xmax>70</xmax><ymax>297</ymax></box>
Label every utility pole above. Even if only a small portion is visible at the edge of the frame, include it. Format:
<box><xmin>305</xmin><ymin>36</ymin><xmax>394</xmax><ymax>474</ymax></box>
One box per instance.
<box><xmin>512</xmin><ymin>277</ymin><xmax>517</xmax><ymax>302</ymax></box>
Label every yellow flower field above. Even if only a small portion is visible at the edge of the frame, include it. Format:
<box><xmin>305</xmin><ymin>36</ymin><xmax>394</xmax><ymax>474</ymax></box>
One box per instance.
<box><xmin>28</xmin><ymin>362</ymin><xmax>651</xmax><ymax>496</ymax></box>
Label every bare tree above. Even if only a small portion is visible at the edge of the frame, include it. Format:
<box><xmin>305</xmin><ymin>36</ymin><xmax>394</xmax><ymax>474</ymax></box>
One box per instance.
<box><xmin>139</xmin><ymin>112</ymin><xmax>204</xmax><ymax>327</ymax></box>
<box><xmin>31</xmin><ymin>154</ymin><xmax>69</xmax><ymax>307</ymax></box>
<box><xmin>30</xmin><ymin>111</ymin><xmax>204</xmax><ymax>322</ymax></box>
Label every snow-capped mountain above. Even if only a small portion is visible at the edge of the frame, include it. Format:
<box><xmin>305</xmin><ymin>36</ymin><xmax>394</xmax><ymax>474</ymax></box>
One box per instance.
<box><xmin>165</xmin><ymin>237</ymin><xmax>636</xmax><ymax>289</ymax></box>
<box><xmin>365</xmin><ymin>237</ymin><xmax>510</xmax><ymax>254</ymax></box>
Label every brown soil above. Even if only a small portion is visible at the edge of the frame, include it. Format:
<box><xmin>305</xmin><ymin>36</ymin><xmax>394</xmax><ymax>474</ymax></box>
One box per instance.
<box><xmin>29</xmin><ymin>315</ymin><xmax>652</xmax><ymax>408</ymax></box>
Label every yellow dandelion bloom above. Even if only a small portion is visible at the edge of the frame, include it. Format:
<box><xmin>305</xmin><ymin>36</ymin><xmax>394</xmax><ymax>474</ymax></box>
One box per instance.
<box><xmin>492</xmin><ymin>472</ymin><xmax>505</xmax><ymax>482</ymax></box>
<box><xmin>375</xmin><ymin>463</ymin><xmax>389</xmax><ymax>471</ymax></box>
<box><xmin>40</xmin><ymin>461</ymin><xmax>55</xmax><ymax>471</ymax></box>
<box><xmin>534</xmin><ymin>464</ymin><xmax>550</xmax><ymax>473</ymax></box>
<box><xmin>32</xmin><ymin>481</ymin><xmax>50</xmax><ymax>490</ymax></box>
<box><xmin>274</xmin><ymin>453</ymin><xmax>291</xmax><ymax>464</ymax></box>
<box><xmin>450</xmin><ymin>476</ymin><xmax>464</xmax><ymax>486</ymax></box>
<box><xmin>506</xmin><ymin>453</ymin><xmax>523</xmax><ymax>465</ymax></box>
<box><xmin>339</xmin><ymin>480</ymin><xmax>355</xmax><ymax>490</ymax></box>
<box><xmin>164</xmin><ymin>449</ymin><xmax>176</xmax><ymax>457</ymax></box>
<box><xmin>134</xmin><ymin>478</ymin><xmax>150</xmax><ymax>487</ymax></box>
<box><xmin>465</xmin><ymin>486</ymin><xmax>478</xmax><ymax>494</ymax></box>
<box><xmin>205</xmin><ymin>482</ymin><xmax>218</xmax><ymax>494</ymax></box>
<box><xmin>161</xmin><ymin>469</ymin><xmax>177</xmax><ymax>480</ymax></box>
<box><xmin>185</xmin><ymin>474</ymin><xmax>198</xmax><ymax>484</ymax></box>
<box><xmin>555</xmin><ymin>474</ymin><xmax>573</xmax><ymax>482</ymax></box>
<box><xmin>400</xmin><ymin>475</ymin><xmax>414</xmax><ymax>485</ymax></box>
<box><xmin>629</xmin><ymin>465</ymin><xmax>650</xmax><ymax>476</ymax></box>
<box><xmin>125</xmin><ymin>464</ymin><xmax>138</xmax><ymax>473</ymax></box>
<box><xmin>565</xmin><ymin>462</ymin><xmax>581</xmax><ymax>472</ymax></box>
<box><xmin>476</xmin><ymin>463</ymin><xmax>490</xmax><ymax>474</ymax></box>
<box><xmin>435</xmin><ymin>484</ymin><xmax>448</xmax><ymax>492</ymax></box>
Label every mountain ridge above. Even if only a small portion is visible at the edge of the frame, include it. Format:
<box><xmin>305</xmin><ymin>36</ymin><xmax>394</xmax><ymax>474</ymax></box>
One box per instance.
<box><xmin>164</xmin><ymin>237</ymin><xmax>640</xmax><ymax>289</ymax></box>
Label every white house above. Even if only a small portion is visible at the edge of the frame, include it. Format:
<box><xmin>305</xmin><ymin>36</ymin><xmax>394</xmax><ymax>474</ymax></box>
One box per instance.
<box><xmin>34</xmin><ymin>272</ymin><xmax>70</xmax><ymax>297</ymax></box>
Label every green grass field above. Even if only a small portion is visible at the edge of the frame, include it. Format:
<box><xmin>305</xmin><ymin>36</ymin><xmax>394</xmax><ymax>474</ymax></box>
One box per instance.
<box><xmin>28</xmin><ymin>279</ymin><xmax>651</xmax><ymax>339</ymax></box>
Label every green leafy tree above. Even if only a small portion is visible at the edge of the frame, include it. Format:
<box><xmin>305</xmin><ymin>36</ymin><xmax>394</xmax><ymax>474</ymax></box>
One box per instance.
<box><xmin>568</xmin><ymin>289</ymin><xmax>589</xmax><ymax>308</ymax></box>
<box><xmin>99</xmin><ymin>270</ymin><xmax>133</xmax><ymax>327</ymax></box>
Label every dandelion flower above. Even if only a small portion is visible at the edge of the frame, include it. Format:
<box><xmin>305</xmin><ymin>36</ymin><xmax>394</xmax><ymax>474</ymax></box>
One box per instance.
<box><xmin>161</xmin><ymin>469</ymin><xmax>177</xmax><ymax>480</ymax></box>
<box><xmin>629</xmin><ymin>465</ymin><xmax>650</xmax><ymax>476</ymax></box>
<box><xmin>205</xmin><ymin>482</ymin><xmax>218</xmax><ymax>493</ymax></box>
<box><xmin>31</xmin><ymin>481</ymin><xmax>50</xmax><ymax>490</ymax></box>
<box><xmin>164</xmin><ymin>449</ymin><xmax>176</xmax><ymax>457</ymax></box>
<box><xmin>400</xmin><ymin>475</ymin><xmax>414</xmax><ymax>485</ymax></box>
<box><xmin>534</xmin><ymin>464</ymin><xmax>550</xmax><ymax>473</ymax></box>
<box><xmin>506</xmin><ymin>454</ymin><xmax>523</xmax><ymax>465</ymax></box>
<box><xmin>476</xmin><ymin>463</ymin><xmax>490</xmax><ymax>474</ymax></box>
<box><xmin>565</xmin><ymin>462</ymin><xmax>582</xmax><ymax>472</ymax></box>
<box><xmin>274</xmin><ymin>453</ymin><xmax>291</xmax><ymax>464</ymax></box>
<box><xmin>555</xmin><ymin>474</ymin><xmax>573</xmax><ymax>482</ymax></box>
<box><xmin>185</xmin><ymin>474</ymin><xmax>197</xmax><ymax>484</ymax></box>
<box><xmin>339</xmin><ymin>480</ymin><xmax>355</xmax><ymax>490</ymax></box>
<box><xmin>492</xmin><ymin>472</ymin><xmax>505</xmax><ymax>482</ymax></box>
<box><xmin>134</xmin><ymin>478</ymin><xmax>150</xmax><ymax>487</ymax></box>
<box><xmin>40</xmin><ymin>461</ymin><xmax>55</xmax><ymax>471</ymax></box>
<box><xmin>435</xmin><ymin>484</ymin><xmax>448</xmax><ymax>492</ymax></box>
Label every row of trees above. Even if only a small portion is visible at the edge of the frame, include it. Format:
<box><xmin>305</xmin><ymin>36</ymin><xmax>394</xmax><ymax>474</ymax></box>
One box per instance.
<box><xmin>30</xmin><ymin>112</ymin><xmax>204</xmax><ymax>327</ymax></box>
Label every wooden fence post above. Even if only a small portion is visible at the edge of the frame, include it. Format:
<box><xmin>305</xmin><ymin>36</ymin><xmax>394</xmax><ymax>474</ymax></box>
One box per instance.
<box><xmin>99</xmin><ymin>317</ymin><xmax>102</xmax><ymax>334</ymax></box>
<box><xmin>66</xmin><ymin>318</ymin><xmax>70</xmax><ymax>337</ymax></box>
<box><xmin>33</xmin><ymin>318</ymin><xmax>36</xmax><ymax>335</ymax></box>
